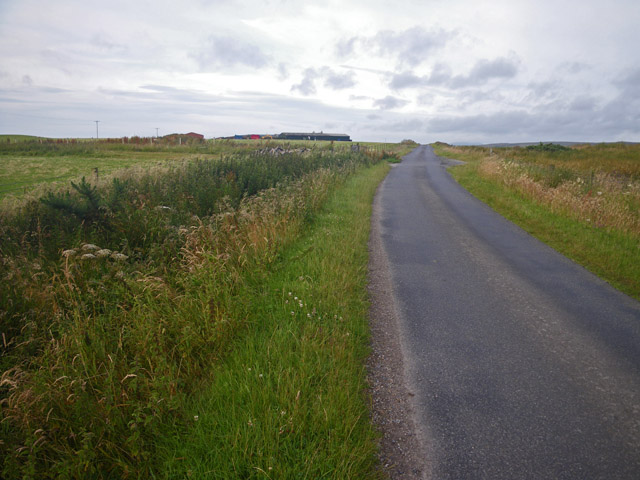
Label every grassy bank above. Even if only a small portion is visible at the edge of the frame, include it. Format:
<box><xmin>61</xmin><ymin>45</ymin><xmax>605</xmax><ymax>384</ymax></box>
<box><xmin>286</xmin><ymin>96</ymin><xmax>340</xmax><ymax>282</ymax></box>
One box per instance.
<box><xmin>432</xmin><ymin>142</ymin><xmax>640</xmax><ymax>300</ymax></box>
<box><xmin>159</xmin><ymin>161</ymin><xmax>391</xmax><ymax>478</ymax></box>
<box><xmin>0</xmin><ymin>138</ymin><xmax>406</xmax><ymax>477</ymax></box>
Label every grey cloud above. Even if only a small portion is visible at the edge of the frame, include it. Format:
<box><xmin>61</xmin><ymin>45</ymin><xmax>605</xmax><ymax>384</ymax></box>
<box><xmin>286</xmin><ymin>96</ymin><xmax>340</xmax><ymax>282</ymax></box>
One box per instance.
<box><xmin>291</xmin><ymin>68</ymin><xmax>318</xmax><ymax>96</ymax></box>
<box><xmin>90</xmin><ymin>34</ymin><xmax>128</xmax><ymax>54</ymax></box>
<box><xmin>323</xmin><ymin>70</ymin><xmax>356</xmax><ymax>90</ymax></box>
<box><xmin>337</xmin><ymin>26</ymin><xmax>454</xmax><ymax>68</ymax></box>
<box><xmin>192</xmin><ymin>35</ymin><xmax>269</xmax><ymax>70</ymax></box>
<box><xmin>450</xmin><ymin>56</ymin><xmax>519</xmax><ymax>88</ymax></box>
<box><xmin>568</xmin><ymin>95</ymin><xmax>599</xmax><ymax>112</ymax></box>
<box><xmin>277</xmin><ymin>62</ymin><xmax>289</xmax><ymax>80</ymax></box>
<box><xmin>389</xmin><ymin>71</ymin><xmax>424</xmax><ymax>90</ymax></box>
<box><xmin>425</xmin><ymin>99</ymin><xmax>640</xmax><ymax>143</ymax></box>
<box><xmin>374</xmin><ymin>118</ymin><xmax>426</xmax><ymax>132</ymax></box>
<box><xmin>614</xmin><ymin>68</ymin><xmax>640</xmax><ymax>95</ymax></box>
<box><xmin>22</xmin><ymin>75</ymin><xmax>33</xmax><ymax>86</ymax></box>
<box><xmin>291</xmin><ymin>67</ymin><xmax>357</xmax><ymax>96</ymax></box>
<box><xmin>373</xmin><ymin>95</ymin><xmax>409</xmax><ymax>110</ymax></box>
<box><xmin>558</xmin><ymin>61</ymin><xmax>590</xmax><ymax>74</ymax></box>
<box><xmin>335</xmin><ymin>37</ymin><xmax>357</xmax><ymax>57</ymax></box>
<box><xmin>390</xmin><ymin>57</ymin><xmax>518</xmax><ymax>91</ymax></box>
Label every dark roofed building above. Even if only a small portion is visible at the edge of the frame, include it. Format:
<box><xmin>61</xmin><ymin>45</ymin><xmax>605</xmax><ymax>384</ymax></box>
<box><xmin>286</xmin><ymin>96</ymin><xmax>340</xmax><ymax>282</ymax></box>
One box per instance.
<box><xmin>279</xmin><ymin>132</ymin><xmax>351</xmax><ymax>142</ymax></box>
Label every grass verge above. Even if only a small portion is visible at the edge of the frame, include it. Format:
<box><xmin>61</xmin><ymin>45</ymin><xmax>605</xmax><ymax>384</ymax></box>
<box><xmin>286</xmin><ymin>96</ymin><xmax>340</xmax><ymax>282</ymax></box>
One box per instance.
<box><xmin>433</xmin><ymin>143</ymin><xmax>640</xmax><ymax>300</ymax></box>
<box><xmin>158</xmin><ymin>161</ymin><xmax>391</xmax><ymax>478</ymax></box>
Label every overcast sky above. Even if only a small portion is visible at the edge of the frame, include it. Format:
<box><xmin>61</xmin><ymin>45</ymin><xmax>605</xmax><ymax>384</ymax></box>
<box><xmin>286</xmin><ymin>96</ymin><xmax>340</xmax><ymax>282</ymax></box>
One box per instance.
<box><xmin>1</xmin><ymin>0</ymin><xmax>639</xmax><ymax>144</ymax></box>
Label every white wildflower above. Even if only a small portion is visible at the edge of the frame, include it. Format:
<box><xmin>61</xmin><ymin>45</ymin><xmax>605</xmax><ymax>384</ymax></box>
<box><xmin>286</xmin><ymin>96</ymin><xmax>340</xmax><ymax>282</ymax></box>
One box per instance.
<box><xmin>111</xmin><ymin>252</ymin><xmax>129</xmax><ymax>261</ymax></box>
<box><xmin>62</xmin><ymin>249</ymin><xmax>77</xmax><ymax>257</ymax></box>
<box><xmin>96</xmin><ymin>249</ymin><xmax>112</xmax><ymax>258</ymax></box>
<box><xmin>80</xmin><ymin>253</ymin><xmax>96</xmax><ymax>260</ymax></box>
<box><xmin>194</xmin><ymin>415</ymin><xmax>199</xmax><ymax>421</ymax></box>
<box><xmin>597</xmin><ymin>191</ymin><xmax>602</xmax><ymax>196</ymax></box>
<box><xmin>81</xmin><ymin>243</ymin><xmax>100</xmax><ymax>251</ymax></box>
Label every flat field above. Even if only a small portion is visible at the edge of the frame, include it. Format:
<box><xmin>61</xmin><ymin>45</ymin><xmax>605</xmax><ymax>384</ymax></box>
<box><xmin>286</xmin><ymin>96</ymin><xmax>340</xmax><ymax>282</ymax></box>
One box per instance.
<box><xmin>0</xmin><ymin>137</ymin><xmax>405</xmax><ymax>201</ymax></box>
<box><xmin>433</xmin><ymin>142</ymin><xmax>640</xmax><ymax>299</ymax></box>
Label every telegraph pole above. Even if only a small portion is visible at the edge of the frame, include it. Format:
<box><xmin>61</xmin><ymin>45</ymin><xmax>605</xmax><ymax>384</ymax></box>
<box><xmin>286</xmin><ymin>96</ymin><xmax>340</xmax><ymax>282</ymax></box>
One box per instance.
<box><xmin>95</xmin><ymin>120</ymin><xmax>100</xmax><ymax>139</ymax></box>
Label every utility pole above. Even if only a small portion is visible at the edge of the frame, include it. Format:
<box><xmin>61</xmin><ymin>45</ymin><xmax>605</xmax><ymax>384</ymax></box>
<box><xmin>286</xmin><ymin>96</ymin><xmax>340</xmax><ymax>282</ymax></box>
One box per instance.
<box><xmin>155</xmin><ymin>127</ymin><xmax>159</xmax><ymax>138</ymax></box>
<box><xmin>95</xmin><ymin>120</ymin><xmax>100</xmax><ymax>139</ymax></box>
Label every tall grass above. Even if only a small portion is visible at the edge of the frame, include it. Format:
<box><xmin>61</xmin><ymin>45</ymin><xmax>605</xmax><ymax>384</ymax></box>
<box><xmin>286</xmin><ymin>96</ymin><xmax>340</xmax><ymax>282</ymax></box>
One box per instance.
<box><xmin>0</xmin><ymin>147</ymin><xmax>385</xmax><ymax>477</ymax></box>
<box><xmin>433</xmin><ymin>142</ymin><xmax>640</xmax><ymax>298</ymax></box>
<box><xmin>159</xmin><ymin>161</ymin><xmax>391</xmax><ymax>479</ymax></box>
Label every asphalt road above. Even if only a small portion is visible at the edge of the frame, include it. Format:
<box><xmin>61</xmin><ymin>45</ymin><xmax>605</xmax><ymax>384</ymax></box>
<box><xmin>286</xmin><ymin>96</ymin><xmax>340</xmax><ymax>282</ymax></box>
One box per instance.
<box><xmin>377</xmin><ymin>145</ymin><xmax>640</xmax><ymax>479</ymax></box>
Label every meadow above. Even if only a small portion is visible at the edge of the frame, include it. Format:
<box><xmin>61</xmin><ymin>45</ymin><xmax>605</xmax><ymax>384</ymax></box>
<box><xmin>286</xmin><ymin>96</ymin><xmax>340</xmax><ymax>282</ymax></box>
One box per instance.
<box><xmin>0</xmin><ymin>136</ymin><xmax>398</xmax><ymax>201</ymax></box>
<box><xmin>0</xmin><ymin>137</ymin><xmax>415</xmax><ymax>478</ymax></box>
<box><xmin>433</xmin><ymin>142</ymin><xmax>640</xmax><ymax>299</ymax></box>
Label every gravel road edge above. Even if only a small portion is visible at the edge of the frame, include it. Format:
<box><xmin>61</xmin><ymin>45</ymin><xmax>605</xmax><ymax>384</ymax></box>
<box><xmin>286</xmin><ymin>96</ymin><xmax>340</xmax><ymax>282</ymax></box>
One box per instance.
<box><xmin>367</xmin><ymin>166</ymin><xmax>431</xmax><ymax>480</ymax></box>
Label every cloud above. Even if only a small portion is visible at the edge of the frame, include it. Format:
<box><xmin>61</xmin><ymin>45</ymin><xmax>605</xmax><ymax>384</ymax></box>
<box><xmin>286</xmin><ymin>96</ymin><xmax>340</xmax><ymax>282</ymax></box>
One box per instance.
<box><xmin>337</xmin><ymin>26</ymin><xmax>455</xmax><ymax>68</ymax></box>
<box><xmin>614</xmin><ymin>68</ymin><xmax>640</xmax><ymax>95</ymax></box>
<box><xmin>323</xmin><ymin>69</ymin><xmax>356</xmax><ymax>90</ymax></box>
<box><xmin>291</xmin><ymin>67</ymin><xmax>357</xmax><ymax>96</ymax></box>
<box><xmin>390</xmin><ymin>56</ymin><xmax>519</xmax><ymax>91</ymax></box>
<box><xmin>192</xmin><ymin>35</ymin><xmax>269</xmax><ymax>70</ymax></box>
<box><xmin>373</xmin><ymin>95</ymin><xmax>408</xmax><ymax>110</ymax></box>
<box><xmin>450</xmin><ymin>56</ymin><xmax>519</xmax><ymax>88</ymax></box>
<box><xmin>291</xmin><ymin>68</ymin><xmax>318</xmax><ymax>96</ymax></box>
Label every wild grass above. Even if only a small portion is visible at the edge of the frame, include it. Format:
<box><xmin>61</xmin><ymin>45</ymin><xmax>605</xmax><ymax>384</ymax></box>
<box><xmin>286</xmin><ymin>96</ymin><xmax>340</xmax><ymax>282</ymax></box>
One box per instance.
<box><xmin>159</xmin><ymin>161</ymin><xmax>391</xmax><ymax>479</ymax></box>
<box><xmin>0</xmin><ymin>138</ymin><xmax>401</xmax><ymax>201</ymax></box>
<box><xmin>0</xmin><ymin>139</ymin><xmax>403</xmax><ymax>477</ymax></box>
<box><xmin>433</xmin><ymin>142</ymin><xmax>640</xmax><ymax>299</ymax></box>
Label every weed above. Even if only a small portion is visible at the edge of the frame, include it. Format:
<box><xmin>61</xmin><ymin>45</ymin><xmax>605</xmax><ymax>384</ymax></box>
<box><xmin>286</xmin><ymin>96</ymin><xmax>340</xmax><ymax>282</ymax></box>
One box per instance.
<box><xmin>0</xmin><ymin>141</ymin><xmax>397</xmax><ymax>477</ymax></box>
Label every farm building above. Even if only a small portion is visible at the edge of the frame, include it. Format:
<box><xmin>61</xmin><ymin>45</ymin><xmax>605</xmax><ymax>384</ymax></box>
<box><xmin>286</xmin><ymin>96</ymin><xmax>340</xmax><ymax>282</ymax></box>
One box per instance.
<box><xmin>184</xmin><ymin>132</ymin><xmax>204</xmax><ymax>140</ymax></box>
<box><xmin>278</xmin><ymin>132</ymin><xmax>351</xmax><ymax>141</ymax></box>
<box><xmin>163</xmin><ymin>132</ymin><xmax>205</xmax><ymax>144</ymax></box>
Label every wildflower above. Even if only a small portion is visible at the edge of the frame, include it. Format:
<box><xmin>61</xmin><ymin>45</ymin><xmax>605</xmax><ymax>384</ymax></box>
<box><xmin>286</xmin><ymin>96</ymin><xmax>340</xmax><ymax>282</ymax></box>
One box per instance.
<box><xmin>96</xmin><ymin>249</ymin><xmax>112</xmax><ymax>258</ymax></box>
<box><xmin>248</xmin><ymin>420</ymin><xmax>253</xmax><ymax>427</ymax></box>
<box><xmin>80</xmin><ymin>253</ymin><xmax>96</xmax><ymax>260</ymax></box>
<box><xmin>82</xmin><ymin>243</ymin><xmax>100</xmax><ymax>251</ymax></box>
<box><xmin>111</xmin><ymin>252</ymin><xmax>129</xmax><ymax>261</ymax></box>
<box><xmin>597</xmin><ymin>191</ymin><xmax>603</xmax><ymax>196</ymax></box>
<box><xmin>291</xmin><ymin>311</ymin><xmax>295</xmax><ymax>315</ymax></box>
<box><xmin>288</xmin><ymin>292</ymin><xmax>292</xmax><ymax>296</ymax></box>
<box><xmin>259</xmin><ymin>374</ymin><xmax>263</xmax><ymax>378</ymax></box>
<box><xmin>62</xmin><ymin>249</ymin><xmax>77</xmax><ymax>257</ymax></box>
<box><xmin>281</xmin><ymin>410</ymin><xmax>286</xmax><ymax>416</ymax></box>
<box><xmin>194</xmin><ymin>415</ymin><xmax>199</xmax><ymax>421</ymax></box>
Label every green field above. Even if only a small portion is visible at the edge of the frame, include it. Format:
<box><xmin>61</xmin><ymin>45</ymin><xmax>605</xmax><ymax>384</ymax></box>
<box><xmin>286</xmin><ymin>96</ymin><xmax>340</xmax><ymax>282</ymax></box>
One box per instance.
<box><xmin>433</xmin><ymin>142</ymin><xmax>640</xmax><ymax>299</ymax></box>
<box><xmin>0</xmin><ymin>137</ymin><xmax>407</xmax><ymax>201</ymax></box>
<box><xmin>0</xmin><ymin>138</ymin><xmax>414</xmax><ymax>477</ymax></box>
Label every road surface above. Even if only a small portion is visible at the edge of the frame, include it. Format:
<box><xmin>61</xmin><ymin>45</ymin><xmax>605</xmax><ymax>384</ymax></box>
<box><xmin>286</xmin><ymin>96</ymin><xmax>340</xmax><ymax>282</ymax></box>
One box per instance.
<box><xmin>373</xmin><ymin>145</ymin><xmax>640</xmax><ymax>479</ymax></box>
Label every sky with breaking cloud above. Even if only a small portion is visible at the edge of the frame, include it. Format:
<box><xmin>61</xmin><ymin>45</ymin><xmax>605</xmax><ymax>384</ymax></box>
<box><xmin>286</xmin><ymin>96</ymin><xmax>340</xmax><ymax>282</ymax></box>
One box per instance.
<box><xmin>1</xmin><ymin>0</ymin><xmax>639</xmax><ymax>143</ymax></box>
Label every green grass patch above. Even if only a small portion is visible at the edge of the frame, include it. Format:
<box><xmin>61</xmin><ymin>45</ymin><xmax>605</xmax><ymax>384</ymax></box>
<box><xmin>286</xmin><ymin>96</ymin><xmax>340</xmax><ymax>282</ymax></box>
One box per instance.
<box><xmin>447</xmin><ymin>156</ymin><xmax>640</xmax><ymax>300</ymax></box>
<box><xmin>158</xmin><ymin>162</ymin><xmax>390</xmax><ymax>478</ymax></box>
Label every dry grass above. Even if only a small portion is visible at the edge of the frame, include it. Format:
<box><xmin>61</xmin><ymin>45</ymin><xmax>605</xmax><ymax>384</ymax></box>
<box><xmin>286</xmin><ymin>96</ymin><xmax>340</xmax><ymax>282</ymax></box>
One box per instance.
<box><xmin>440</xmin><ymin>143</ymin><xmax>640</xmax><ymax>236</ymax></box>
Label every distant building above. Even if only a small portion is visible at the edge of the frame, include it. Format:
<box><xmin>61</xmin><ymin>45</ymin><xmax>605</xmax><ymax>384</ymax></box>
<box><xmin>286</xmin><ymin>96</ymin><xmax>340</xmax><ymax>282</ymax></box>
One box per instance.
<box><xmin>185</xmin><ymin>132</ymin><xmax>204</xmax><ymax>140</ymax></box>
<box><xmin>278</xmin><ymin>132</ymin><xmax>351</xmax><ymax>142</ymax></box>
